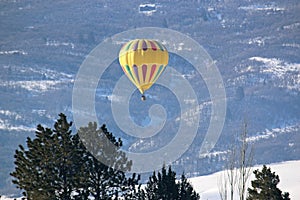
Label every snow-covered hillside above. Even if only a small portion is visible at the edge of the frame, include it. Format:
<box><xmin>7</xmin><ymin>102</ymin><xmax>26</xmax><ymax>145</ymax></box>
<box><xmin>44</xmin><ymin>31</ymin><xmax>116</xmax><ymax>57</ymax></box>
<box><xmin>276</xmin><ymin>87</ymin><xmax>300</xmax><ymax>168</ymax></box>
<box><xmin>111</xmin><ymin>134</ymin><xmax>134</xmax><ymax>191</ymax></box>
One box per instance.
<box><xmin>190</xmin><ymin>160</ymin><xmax>300</xmax><ymax>200</ymax></box>
<box><xmin>2</xmin><ymin>160</ymin><xmax>299</xmax><ymax>200</ymax></box>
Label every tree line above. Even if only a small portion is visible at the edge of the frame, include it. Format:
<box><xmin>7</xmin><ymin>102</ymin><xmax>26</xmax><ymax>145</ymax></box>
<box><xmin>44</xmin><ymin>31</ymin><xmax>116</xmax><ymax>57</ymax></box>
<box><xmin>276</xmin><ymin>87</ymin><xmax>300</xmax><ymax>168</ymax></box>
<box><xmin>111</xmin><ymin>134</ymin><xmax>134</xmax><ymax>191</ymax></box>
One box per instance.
<box><xmin>9</xmin><ymin>113</ymin><xmax>290</xmax><ymax>199</ymax></box>
<box><xmin>10</xmin><ymin>113</ymin><xmax>199</xmax><ymax>200</ymax></box>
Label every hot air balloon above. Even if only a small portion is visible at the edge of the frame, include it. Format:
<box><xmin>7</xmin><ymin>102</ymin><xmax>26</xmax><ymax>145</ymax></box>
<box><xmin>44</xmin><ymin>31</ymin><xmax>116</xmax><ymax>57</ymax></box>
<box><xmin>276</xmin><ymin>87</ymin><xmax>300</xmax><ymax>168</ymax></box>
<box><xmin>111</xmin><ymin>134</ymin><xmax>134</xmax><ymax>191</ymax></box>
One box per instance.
<box><xmin>119</xmin><ymin>39</ymin><xmax>169</xmax><ymax>100</ymax></box>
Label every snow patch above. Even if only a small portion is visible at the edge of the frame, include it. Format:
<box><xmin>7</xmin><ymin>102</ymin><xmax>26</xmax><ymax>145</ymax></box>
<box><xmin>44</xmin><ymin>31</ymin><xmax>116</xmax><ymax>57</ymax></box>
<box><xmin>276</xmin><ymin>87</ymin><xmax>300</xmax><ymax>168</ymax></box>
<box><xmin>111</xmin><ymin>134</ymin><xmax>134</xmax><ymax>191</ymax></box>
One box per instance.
<box><xmin>250</xmin><ymin>57</ymin><xmax>300</xmax><ymax>76</ymax></box>
<box><xmin>238</xmin><ymin>65</ymin><xmax>256</xmax><ymax>73</ymax></box>
<box><xmin>46</xmin><ymin>40</ymin><xmax>75</xmax><ymax>49</ymax></box>
<box><xmin>0</xmin><ymin>80</ymin><xmax>66</xmax><ymax>92</ymax></box>
<box><xmin>282</xmin><ymin>22</ymin><xmax>300</xmax><ymax>30</ymax></box>
<box><xmin>199</xmin><ymin>150</ymin><xmax>229</xmax><ymax>158</ymax></box>
<box><xmin>249</xmin><ymin>57</ymin><xmax>300</xmax><ymax>90</ymax></box>
<box><xmin>177</xmin><ymin>101</ymin><xmax>211</xmax><ymax>126</ymax></box>
<box><xmin>1</xmin><ymin>65</ymin><xmax>73</xmax><ymax>80</ymax></box>
<box><xmin>0</xmin><ymin>118</ymin><xmax>35</xmax><ymax>132</ymax></box>
<box><xmin>0</xmin><ymin>110</ymin><xmax>22</xmax><ymax>120</ymax></box>
<box><xmin>0</xmin><ymin>197</ymin><xmax>23</xmax><ymax>200</ymax></box>
<box><xmin>0</xmin><ymin>66</ymin><xmax>74</xmax><ymax>92</ymax></box>
<box><xmin>168</xmin><ymin>42</ymin><xmax>192</xmax><ymax>52</ymax></box>
<box><xmin>239</xmin><ymin>3</ymin><xmax>285</xmax><ymax>12</ymax></box>
<box><xmin>247</xmin><ymin>124</ymin><xmax>300</xmax><ymax>142</ymax></box>
<box><xmin>248</xmin><ymin>36</ymin><xmax>271</xmax><ymax>46</ymax></box>
<box><xmin>282</xmin><ymin>43</ymin><xmax>300</xmax><ymax>48</ymax></box>
<box><xmin>107</xmin><ymin>94</ymin><xmax>123</xmax><ymax>102</ymax></box>
<box><xmin>288</xmin><ymin>143</ymin><xmax>294</xmax><ymax>147</ymax></box>
<box><xmin>31</xmin><ymin>109</ymin><xmax>53</xmax><ymax>119</ymax></box>
<box><xmin>0</xmin><ymin>50</ymin><xmax>27</xmax><ymax>55</ymax></box>
<box><xmin>32</xmin><ymin>109</ymin><xmax>47</xmax><ymax>116</ymax></box>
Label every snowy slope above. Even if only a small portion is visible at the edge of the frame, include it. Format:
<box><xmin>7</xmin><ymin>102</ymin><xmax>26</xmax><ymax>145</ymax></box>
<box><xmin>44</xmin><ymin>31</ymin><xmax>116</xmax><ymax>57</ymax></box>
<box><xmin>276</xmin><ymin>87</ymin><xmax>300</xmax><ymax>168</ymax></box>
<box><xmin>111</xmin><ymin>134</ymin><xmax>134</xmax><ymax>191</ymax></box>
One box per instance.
<box><xmin>189</xmin><ymin>160</ymin><xmax>300</xmax><ymax>200</ymax></box>
<box><xmin>2</xmin><ymin>160</ymin><xmax>299</xmax><ymax>200</ymax></box>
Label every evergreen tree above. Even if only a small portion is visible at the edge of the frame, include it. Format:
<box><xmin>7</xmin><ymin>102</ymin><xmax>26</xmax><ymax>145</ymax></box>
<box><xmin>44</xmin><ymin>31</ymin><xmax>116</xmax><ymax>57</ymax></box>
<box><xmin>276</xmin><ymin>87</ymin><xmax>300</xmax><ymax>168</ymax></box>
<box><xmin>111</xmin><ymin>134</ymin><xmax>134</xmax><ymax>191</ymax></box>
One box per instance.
<box><xmin>10</xmin><ymin>113</ymin><xmax>84</xmax><ymax>200</ymax></box>
<box><xmin>77</xmin><ymin>122</ymin><xmax>140</xmax><ymax>200</ymax></box>
<box><xmin>247</xmin><ymin>165</ymin><xmax>290</xmax><ymax>200</ymax></box>
<box><xmin>11</xmin><ymin>114</ymin><xmax>140</xmax><ymax>200</ymax></box>
<box><xmin>144</xmin><ymin>165</ymin><xmax>199</xmax><ymax>200</ymax></box>
<box><xmin>178</xmin><ymin>174</ymin><xmax>200</xmax><ymax>200</ymax></box>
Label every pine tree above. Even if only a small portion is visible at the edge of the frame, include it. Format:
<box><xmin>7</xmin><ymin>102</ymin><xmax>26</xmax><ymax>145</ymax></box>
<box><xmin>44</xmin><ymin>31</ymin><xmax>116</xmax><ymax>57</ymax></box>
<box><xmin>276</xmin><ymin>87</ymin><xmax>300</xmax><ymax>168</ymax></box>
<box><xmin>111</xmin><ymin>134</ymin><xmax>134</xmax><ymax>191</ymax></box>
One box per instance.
<box><xmin>178</xmin><ymin>174</ymin><xmax>200</xmax><ymax>200</ymax></box>
<box><xmin>247</xmin><ymin>165</ymin><xmax>290</xmax><ymax>200</ymax></box>
<box><xmin>77</xmin><ymin>122</ymin><xmax>140</xmax><ymax>199</ymax></box>
<box><xmin>144</xmin><ymin>165</ymin><xmax>178</xmax><ymax>200</ymax></box>
<box><xmin>144</xmin><ymin>165</ymin><xmax>199</xmax><ymax>200</ymax></box>
<box><xmin>11</xmin><ymin>114</ymin><xmax>141</xmax><ymax>200</ymax></box>
<box><xmin>10</xmin><ymin>113</ymin><xmax>84</xmax><ymax>200</ymax></box>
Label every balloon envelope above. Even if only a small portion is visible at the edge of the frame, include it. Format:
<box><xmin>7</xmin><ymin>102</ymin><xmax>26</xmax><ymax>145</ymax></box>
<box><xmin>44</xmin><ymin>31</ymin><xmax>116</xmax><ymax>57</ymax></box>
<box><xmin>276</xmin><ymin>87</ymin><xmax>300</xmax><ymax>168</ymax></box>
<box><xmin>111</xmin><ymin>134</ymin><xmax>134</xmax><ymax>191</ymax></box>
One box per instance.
<box><xmin>119</xmin><ymin>39</ymin><xmax>169</xmax><ymax>94</ymax></box>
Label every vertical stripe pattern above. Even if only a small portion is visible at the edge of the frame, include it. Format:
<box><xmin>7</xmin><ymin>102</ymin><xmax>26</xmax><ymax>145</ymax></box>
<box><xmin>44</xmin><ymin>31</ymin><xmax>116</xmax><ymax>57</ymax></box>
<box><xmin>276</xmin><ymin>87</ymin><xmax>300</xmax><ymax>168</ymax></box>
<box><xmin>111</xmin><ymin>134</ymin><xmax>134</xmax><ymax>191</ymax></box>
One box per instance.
<box><xmin>119</xmin><ymin>39</ymin><xmax>169</xmax><ymax>94</ymax></box>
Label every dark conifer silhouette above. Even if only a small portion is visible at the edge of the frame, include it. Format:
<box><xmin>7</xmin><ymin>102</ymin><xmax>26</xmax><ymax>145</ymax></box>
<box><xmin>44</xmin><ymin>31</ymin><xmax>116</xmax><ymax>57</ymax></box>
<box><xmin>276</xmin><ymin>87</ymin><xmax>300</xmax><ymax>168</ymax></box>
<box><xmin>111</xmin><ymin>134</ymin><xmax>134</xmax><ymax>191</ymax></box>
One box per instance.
<box><xmin>247</xmin><ymin>165</ymin><xmax>290</xmax><ymax>200</ymax></box>
<box><xmin>144</xmin><ymin>165</ymin><xmax>200</xmax><ymax>200</ymax></box>
<box><xmin>11</xmin><ymin>113</ymin><xmax>140</xmax><ymax>200</ymax></box>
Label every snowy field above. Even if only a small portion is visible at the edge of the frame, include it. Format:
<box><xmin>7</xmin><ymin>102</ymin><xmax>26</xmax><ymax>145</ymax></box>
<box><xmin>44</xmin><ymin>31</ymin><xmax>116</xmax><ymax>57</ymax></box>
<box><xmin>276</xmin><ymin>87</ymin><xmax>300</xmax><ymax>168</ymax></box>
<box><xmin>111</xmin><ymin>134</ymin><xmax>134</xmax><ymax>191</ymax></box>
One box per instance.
<box><xmin>2</xmin><ymin>160</ymin><xmax>300</xmax><ymax>200</ymax></box>
<box><xmin>190</xmin><ymin>160</ymin><xmax>300</xmax><ymax>200</ymax></box>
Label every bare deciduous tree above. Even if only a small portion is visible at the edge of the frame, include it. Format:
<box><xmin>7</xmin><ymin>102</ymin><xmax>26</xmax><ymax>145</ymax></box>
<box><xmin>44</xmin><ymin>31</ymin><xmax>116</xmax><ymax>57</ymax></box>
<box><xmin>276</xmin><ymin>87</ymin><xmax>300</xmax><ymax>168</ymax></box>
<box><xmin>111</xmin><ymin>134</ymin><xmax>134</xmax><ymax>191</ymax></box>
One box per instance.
<box><xmin>218</xmin><ymin>122</ymin><xmax>254</xmax><ymax>200</ymax></box>
<box><xmin>238</xmin><ymin>123</ymin><xmax>254</xmax><ymax>200</ymax></box>
<box><xmin>218</xmin><ymin>169</ymin><xmax>228</xmax><ymax>200</ymax></box>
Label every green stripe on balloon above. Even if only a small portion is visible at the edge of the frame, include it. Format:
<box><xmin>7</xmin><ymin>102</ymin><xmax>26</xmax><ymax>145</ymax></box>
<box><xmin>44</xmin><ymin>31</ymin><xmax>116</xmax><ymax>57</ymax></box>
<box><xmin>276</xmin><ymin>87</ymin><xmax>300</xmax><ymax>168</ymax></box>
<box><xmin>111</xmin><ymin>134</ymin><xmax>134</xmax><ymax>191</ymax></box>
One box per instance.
<box><xmin>126</xmin><ymin>41</ymin><xmax>134</xmax><ymax>51</ymax></box>
<box><xmin>153</xmin><ymin>65</ymin><xmax>164</xmax><ymax>82</ymax></box>
<box><xmin>126</xmin><ymin>65</ymin><xmax>136</xmax><ymax>83</ymax></box>
<box><xmin>154</xmin><ymin>41</ymin><xmax>164</xmax><ymax>51</ymax></box>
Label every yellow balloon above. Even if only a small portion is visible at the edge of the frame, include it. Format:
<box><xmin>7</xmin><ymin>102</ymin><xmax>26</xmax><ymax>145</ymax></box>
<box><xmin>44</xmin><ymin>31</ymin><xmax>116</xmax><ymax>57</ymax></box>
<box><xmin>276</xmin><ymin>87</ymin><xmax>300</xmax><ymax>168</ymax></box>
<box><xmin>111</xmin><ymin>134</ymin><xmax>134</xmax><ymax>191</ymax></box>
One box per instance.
<box><xmin>119</xmin><ymin>39</ymin><xmax>169</xmax><ymax>95</ymax></box>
